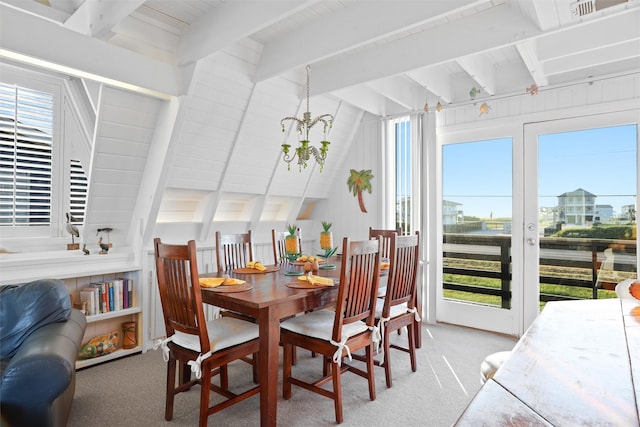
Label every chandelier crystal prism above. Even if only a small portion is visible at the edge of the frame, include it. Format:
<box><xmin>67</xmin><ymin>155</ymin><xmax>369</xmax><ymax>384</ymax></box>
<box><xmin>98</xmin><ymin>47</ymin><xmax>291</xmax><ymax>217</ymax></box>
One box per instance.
<box><xmin>280</xmin><ymin>65</ymin><xmax>334</xmax><ymax>172</ymax></box>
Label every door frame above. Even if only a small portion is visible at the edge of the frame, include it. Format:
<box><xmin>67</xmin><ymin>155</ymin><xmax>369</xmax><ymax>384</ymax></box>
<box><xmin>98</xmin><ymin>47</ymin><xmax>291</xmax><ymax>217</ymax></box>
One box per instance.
<box><xmin>434</xmin><ymin>123</ymin><xmax>524</xmax><ymax>337</ymax></box>
<box><xmin>431</xmin><ymin>108</ymin><xmax>639</xmax><ymax>337</ymax></box>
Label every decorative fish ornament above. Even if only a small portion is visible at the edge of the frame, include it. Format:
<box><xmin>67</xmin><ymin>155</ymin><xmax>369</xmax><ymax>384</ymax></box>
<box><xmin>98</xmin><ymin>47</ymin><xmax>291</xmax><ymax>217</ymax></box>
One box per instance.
<box><xmin>526</xmin><ymin>84</ymin><xmax>539</xmax><ymax>95</ymax></box>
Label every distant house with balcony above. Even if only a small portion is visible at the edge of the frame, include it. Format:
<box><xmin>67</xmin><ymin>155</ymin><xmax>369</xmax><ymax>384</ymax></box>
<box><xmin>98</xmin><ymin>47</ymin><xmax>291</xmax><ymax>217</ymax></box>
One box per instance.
<box><xmin>595</xmin><ymin>204</ymin><xmax>613</xmax><ymax>224</ymax></box>
<box><xmin>557</xmin><ymin>188</ymin><xmax>596</xmax><ymax>227</ymax></box>
<box><xmin>621</xmin><ymin>204</ymin><xmax>636</xmax><ymax>222</ymax></box>
<box><xmin>443</xmin><ymin>200</ymin><xmax>463</xmax><ymax>225</ymax></box>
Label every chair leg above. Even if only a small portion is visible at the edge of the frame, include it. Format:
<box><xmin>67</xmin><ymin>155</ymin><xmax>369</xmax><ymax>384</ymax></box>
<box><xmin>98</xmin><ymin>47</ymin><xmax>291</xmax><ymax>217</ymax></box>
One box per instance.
<box><xmin>332</xmin><ymin>360</ymin><xmax>343</xmax><ymax>424</ymax></box>
<box><xmin>283</xmin><ymin>343</ymin><xmax>293</xmax><ymax>399</ymax></box>
<box><xmin>383</xmin><ymin>330</ymin><xmax>393</xmax><ymax>388</ymax></box>
<box><xmin>199</xmin><ymin>365</ymin><xmax>212</xmax><ymax>427</ymax></box>
<box><xmin>366</xmin><ymin>344</ymin><xmax>376</xmax><ymax>401</ymax></box>
<box><xmin>408</xmin><ymin>323</ymin><xmax>417</xmax><ymax>372</ymax></box>
<box><xmin>252</xmin><ymin>352</ymin><xmax>260</xmax><ymax>384</ymax></box>
<box><xmin>165</xmin><ymin>358</ymin><xmax>176</xmax><ymax>421</ymax></box>
<box><xmin>219</xmin><ymin>364</ymin><xmax>229</xmax><ymax>389</ymax></box>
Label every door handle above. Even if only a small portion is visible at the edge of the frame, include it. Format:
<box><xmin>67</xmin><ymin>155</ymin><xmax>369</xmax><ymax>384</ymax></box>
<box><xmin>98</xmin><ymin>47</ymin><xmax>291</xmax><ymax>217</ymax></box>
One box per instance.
<box><xmin>527</xmin><ymin>238</ymin><xmax>536</xmax><ymax>246</ymax></box>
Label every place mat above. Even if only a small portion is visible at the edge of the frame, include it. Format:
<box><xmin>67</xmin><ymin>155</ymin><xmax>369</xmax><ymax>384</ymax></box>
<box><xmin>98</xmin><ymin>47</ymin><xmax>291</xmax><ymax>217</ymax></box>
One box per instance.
<box><xmin>233</xmin><ymin>265</ymin><xmax>279</xmax><ymax>274</ymax></box>
<box><xmin>284</xmin><ymin>270</ymin><xmax>304</xmax><ymax>276</ymax></box>
<box><xmin>205</xmin><ymin>283</ymin><xmax>253</xmax><ymax>293</ymax></box>
<box><xmin>222</xmin><ymin>278</ymin><xmax>246</xmax><ymax>286</ymax></box>
<box><xmin>286</xmin><ymin>281</ymin><xmax>334</xmax><ymax>289</ymax></box>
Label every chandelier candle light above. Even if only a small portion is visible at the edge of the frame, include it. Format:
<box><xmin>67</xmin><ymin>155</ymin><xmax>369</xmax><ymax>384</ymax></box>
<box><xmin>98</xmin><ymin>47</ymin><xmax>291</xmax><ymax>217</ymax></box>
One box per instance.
<box><xmin>280</xmin><ymin>65</ymin><xmax>334</xmax><ymax>171</ymax></box>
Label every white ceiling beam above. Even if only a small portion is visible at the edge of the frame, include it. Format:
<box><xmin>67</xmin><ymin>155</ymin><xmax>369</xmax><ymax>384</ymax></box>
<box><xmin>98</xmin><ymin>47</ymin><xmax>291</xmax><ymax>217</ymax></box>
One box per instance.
<box><xmin>64</xmin><ymin>0</ymin><xmax>144</xmax><ymax>39</ymax></box>
<box><xmin>308</xmin><ymin>4</ymin><xmax>540</xmax><ymax>96</ymax></box>
<box><xmin>406</xmin><ymin>67</ymin><xmax>454</xmax><ymax>103</ymax></box>
<box><xmin>330</xmin><ymin>86</ymin><xmax>388</xmax><ymax>117</ymax></box>
<box><xmin>253</xmin><ymin>0</ymin><xmax>481</xmax><ymax>82</ymax></box>
<box><xmin>536</xmin><ymin>9</ymin><xmax>640</xmax><ymax>61</ymax></box>
<box><xmin>527</xmin><ymin>0</ymin><xmax>561</xmax><ymax>31</ymax></box>
<box><xmin>544</xmin><ymin>38</ymin><xmax>640</xmax><ymax>75</ymax></box>
<box><xmin>0</xmin><ymin>0</ymin><xmax>69</xmax><ymax>23</ymax></box>
<box><xmin>0</xmin><ymin>5</ymin><xmax>180</xmax><ymax>97</ymax></box>
<box><xmin>516</xmin><ymin>40</ymin><xmax>549</xmax><ymax>87</ymax></box>
<box><xmin>178</xmin><ymin>0</ymin><xmax>318</xmax><ymax>66</ymax></box>
<box><xmin>365</xmin><ymin>76</ymin><xmax>425</xmax><ymax>111</ymax></box>
<box><xmin>457</xmin><ymin>54</ymin><xmax>497</xmax><ymax>95</ymax></box>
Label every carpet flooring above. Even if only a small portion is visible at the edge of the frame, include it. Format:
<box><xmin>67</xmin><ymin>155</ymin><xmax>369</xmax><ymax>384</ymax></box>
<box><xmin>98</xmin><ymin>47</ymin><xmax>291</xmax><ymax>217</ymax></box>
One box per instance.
<box><xmin>69</xmin><ymin>322</ymin><xmax>516</xmax><ymax>427</ymax></box>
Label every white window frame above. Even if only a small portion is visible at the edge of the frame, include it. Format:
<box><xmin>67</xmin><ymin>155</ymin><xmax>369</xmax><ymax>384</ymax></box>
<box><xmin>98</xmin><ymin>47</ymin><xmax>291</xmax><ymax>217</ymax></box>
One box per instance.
<box><xmin>0</xmin><ymin>64</ymin><xmax>63</xmax><ymax>241</ymax></box>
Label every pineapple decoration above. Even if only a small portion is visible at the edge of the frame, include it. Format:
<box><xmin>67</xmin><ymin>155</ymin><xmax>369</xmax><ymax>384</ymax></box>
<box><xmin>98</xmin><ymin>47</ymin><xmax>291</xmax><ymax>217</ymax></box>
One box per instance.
<box><xmin>285</xmin><ymin>224</ymin><xmax>300</xmax><ymax>255</ymax></box>
<box><xmin>320</xmin><ymin>221</ymin><xmax>333</xmax><ymax>250</ymax></box>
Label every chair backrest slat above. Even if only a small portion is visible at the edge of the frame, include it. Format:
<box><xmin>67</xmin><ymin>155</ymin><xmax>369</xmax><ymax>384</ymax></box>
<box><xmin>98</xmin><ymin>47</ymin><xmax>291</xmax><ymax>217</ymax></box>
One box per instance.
<box><xmin>383</xmin><ymin>232</ymin><xmax>420</xmax><ymax>316</ymax></box>
<box><xmin>333</xmin><ymin>237</ymin><xmax>381</xmax><ymax>342</ymax></box>
<box><xmin>154</xmin><ymin>238</ymin><xmax>210</xmax><ymax>353</ymax></box>
<box><xmin>272</xmin><ymin>229</ymin><xmax>302</xmax><ymax>265</ymax></box>
<box><xmin>216</xmin><ymin>231</ymin><xmax>253</xmax><ymax>272</ymax></box>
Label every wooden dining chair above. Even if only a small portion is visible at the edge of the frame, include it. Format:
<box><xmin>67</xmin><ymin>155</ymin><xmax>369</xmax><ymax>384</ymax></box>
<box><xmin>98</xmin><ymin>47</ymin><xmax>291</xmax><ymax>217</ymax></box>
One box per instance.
<box><xmin>153</xmin><ymin>238</ymin><xmax>260</xmax><ymax>427</ymax></box>
<box><xmin>368</xmin><ymin>226</ymin><xmax>401</xmax><ymax>260</ymax></box>
<box><xmin>368</xmin><ymin>227</ymin><xmax>401</xmax><ymax>298</ymax></box>
<box><xmin>215</xmin><ymin>230</ymin><xmax>253</xmax><ymax>272</ymax></box>
<box><xmin>372</xmin><ymin>231</ymin><xmax>420</xmax><ymax>388</ymax></box>
<box><xmin>280</xmin><ymin>237</ymin><xmax>382</xmax><ymax>424</ymax></box>
<box><xmin>272</xmin><ymin>228</ymin><xmax>302</xmax><ymax>265</ymax></box>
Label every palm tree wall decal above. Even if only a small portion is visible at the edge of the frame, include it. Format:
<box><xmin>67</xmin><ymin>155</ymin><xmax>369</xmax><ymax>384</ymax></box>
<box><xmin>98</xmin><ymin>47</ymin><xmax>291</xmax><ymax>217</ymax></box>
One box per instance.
<box><xmin>347</xmin><ymin>169</ymin><xmax>373</xmax><ymax>213</ymax></box>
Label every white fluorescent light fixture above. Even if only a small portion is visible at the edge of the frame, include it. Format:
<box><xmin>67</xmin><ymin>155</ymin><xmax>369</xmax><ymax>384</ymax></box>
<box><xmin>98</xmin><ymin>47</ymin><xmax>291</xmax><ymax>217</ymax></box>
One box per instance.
<box><xmin>0</xmin><ymin>48</ymin><xmax>173</xmax><ymax>100</ymax></box>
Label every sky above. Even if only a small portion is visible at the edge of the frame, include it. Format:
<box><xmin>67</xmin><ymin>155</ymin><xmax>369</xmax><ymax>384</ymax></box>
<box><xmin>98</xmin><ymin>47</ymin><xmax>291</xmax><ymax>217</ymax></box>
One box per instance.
<box><xmin>442</xmin><ymin>124</ymin><xmax>637</xmax><ymax>219</ymax></box>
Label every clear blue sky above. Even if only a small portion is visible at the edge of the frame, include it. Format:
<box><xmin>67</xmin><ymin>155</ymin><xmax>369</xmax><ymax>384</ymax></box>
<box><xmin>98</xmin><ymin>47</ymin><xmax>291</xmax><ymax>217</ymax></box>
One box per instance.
<box><xmin>443</xmin><ymin>124</ymin><xmax>637</xmax><ymax>219</ymax></box>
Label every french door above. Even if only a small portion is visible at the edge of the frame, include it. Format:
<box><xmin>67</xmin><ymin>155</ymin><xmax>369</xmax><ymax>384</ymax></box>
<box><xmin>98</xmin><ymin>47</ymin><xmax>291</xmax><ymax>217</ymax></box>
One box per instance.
<box><xmin>436</xmin><ymin>110</ymin><xmax>638</xmax><ymax>337</ymax></box>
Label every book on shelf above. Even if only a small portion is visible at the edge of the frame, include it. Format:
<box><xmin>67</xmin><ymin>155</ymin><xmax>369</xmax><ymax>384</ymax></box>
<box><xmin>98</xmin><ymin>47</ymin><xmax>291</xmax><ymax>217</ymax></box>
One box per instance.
<box><xmin>108</xmin><ymin>281</ymin><xmax>114</xmax><ymax>312</ymax></box>
<box><xmin>79</xmin><ymin>278</ymin><xmax>134</xmax><ymax>316</ymax></box>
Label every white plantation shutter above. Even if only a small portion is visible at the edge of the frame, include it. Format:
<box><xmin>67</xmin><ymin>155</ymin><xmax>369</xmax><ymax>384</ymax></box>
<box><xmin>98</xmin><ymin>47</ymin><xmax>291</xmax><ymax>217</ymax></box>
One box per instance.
<box><xmin>70</xmin><ymin>159</ymin><xmax>87</xmax><ymax>222</ymax></box>
<box><xmin>0</xmin><ymin>82</ymin><xmax>53</xmax><ymax>226</ymax></box>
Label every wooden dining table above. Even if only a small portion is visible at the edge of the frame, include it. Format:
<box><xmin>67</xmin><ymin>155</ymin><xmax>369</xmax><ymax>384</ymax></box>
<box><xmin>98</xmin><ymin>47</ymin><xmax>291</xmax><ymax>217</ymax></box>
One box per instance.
<box><xmin>200</xmin><ymin>262</ymin><xmax>342</xmax><ymax>427</ymax></box>
<box><xmin>455</xmin><ymin>297</ymin><xmax>640</xmax><ymax>426</ymax></box>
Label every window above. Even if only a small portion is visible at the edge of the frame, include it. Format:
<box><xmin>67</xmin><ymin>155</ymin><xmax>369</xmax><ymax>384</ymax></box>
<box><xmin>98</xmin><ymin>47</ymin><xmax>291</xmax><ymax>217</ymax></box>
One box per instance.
<box><xmin>0</xmin><ymin>66</ymin><xmax>87</xmax><ymax>245</ymax></box>
<box><xmin>395</xmin><ymin>118</ymin><xmax>411</xmax><ymax>233</ymax></box>
<box><xmin>388</xmin><ymin>114</ymin><xmax>422</xmax><ymax>235</ymax></box>
<box><xmin>0</xmin><ymin>82</ymin><xmax>53</xmax><ymax>226</ymax></box>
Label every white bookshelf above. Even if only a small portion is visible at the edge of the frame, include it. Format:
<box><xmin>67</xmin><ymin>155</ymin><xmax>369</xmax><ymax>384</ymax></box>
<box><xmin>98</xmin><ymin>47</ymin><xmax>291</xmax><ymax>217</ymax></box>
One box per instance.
<box><xmin>0</xmin><ymin>248</ymin><xmax>144</xmax><ymax>370</ymax></box>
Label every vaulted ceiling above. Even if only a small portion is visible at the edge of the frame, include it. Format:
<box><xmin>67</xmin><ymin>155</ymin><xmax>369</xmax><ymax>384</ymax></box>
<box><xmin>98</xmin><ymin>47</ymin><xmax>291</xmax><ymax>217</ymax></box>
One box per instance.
<box><xmin>4</xmin><ymin>0</ymin><xmax>639</xmax><ymax>115</ymax></box>
<box><xmin>1</xmin><ymin>0</ymin><xmax>639</xmax><ymax>239</ymax></box>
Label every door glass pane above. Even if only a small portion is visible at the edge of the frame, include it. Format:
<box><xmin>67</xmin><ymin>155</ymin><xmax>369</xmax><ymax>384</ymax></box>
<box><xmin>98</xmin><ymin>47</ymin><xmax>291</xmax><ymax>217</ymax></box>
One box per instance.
<box><xmin>538</xmin><ymin>125</ymin><xmax>637</xmax><ymax>306</ymax></box>
<box><xmin>442</xmin><ymin>138</ymin><xmax>513</xmax><ymax>308</ymax></box>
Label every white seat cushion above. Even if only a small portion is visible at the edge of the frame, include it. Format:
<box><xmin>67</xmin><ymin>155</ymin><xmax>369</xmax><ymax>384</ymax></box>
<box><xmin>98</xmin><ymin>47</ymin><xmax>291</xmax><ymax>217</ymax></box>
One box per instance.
<box><xmin>480</xmin><ymin>350</ymin><xmax>511</xmax><ymax>383</ymax></box>
<box><xmin>375</xmin><ymin>298</ymin><xmax>408</xmax><ymax>320</ymax></box>
<box><xmin>172</xmin><ymin>316</ymin><xmax>259</xmax><ymax>353</ymax></box>
<box><xmin>280</xmin><ymin>309</ymin><xmax>369</xmax><ymax>341</ymax></box>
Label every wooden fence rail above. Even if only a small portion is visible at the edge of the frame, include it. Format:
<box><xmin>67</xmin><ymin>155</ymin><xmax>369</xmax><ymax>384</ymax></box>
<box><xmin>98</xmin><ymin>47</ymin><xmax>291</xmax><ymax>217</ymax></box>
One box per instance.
<box><xmin>443</xmin><ymin>233</ymin><xmax>637</xmax><ymax>306</ymax></box>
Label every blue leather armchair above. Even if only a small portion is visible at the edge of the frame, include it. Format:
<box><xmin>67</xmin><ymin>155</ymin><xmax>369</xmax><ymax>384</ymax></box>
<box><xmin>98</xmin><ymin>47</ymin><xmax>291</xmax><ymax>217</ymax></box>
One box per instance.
<box><xmin>1</xmin><ymin>279</ymin><xmax>87</xmax><ymax>427</ymax></box>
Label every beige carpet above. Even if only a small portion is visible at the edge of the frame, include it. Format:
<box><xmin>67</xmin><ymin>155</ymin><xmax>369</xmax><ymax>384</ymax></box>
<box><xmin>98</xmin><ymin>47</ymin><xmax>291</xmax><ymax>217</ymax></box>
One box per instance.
<box><xmin>69</xmin><ymin>322</ymin><xmax>516</xmax><ymax>427</ymax></box>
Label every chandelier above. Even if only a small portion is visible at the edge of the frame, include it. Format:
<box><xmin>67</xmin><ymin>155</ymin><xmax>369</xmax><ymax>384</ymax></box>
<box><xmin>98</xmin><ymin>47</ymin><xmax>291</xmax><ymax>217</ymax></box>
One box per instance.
<box><xmin>280</xmin><ymin>65</ymin><xmax>334</xmax><ymax>172</ymax></box>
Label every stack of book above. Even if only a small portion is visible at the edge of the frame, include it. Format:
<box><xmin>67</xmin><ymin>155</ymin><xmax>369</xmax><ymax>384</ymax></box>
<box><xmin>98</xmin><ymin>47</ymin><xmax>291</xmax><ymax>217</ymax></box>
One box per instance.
<box><xmin>79</xmin><ymin>278</ymin><xmax>134</xmax><ymax>316</ymax></box>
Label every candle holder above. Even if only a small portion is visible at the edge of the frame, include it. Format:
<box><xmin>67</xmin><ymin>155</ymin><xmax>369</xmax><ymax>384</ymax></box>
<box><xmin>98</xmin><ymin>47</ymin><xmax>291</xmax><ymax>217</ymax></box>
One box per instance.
<box><xmin>319</xmin><ymin>246</ymin><xmax>338</xmax><ymax>270</ymax></box>
<box><xmin>284</xmin><ymin>252</ymin><xmax>303</xmax><ymax>276</ymax></box>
